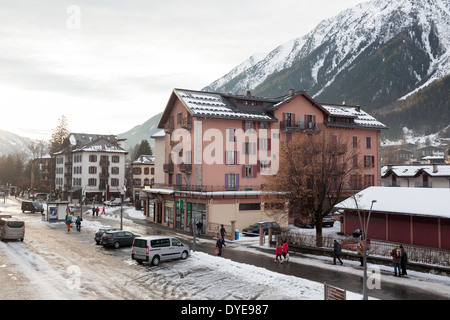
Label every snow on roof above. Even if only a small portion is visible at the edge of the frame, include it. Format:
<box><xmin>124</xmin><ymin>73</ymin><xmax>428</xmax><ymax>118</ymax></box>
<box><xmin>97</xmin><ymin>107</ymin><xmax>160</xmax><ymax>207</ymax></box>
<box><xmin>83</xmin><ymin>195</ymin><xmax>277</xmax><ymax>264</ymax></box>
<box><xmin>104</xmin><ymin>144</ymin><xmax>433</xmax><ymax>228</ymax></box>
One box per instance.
<box><xmin>133</xmin><ymin>155</ymin><xmax>155</xmax><ymax>164</ymax></box>
<box><xmin>176</xmin><ymin>89</ymin><xmax>274</xmax><ymax>121</ymax></box>
<box><xmin>151</xmin><ymin>130</ymin><xmax>166</xmax><ymax>138</ymax></box>
<box><xmin>381</xmin><ymin>164</ymin><xmax>450</xmax><ymax>177</ymax></box>
<box><xmin>334</xmin><ymin>186</ymin><xmax>450</xmax><ymax>219</ymax></box>
<box><xmin>73</xmin><ymin>137</ymin><xmax>127</xmax><ymax>154</ymax></box>
<box><xmin>321</xmin><ymin>104</ymin><xmax>387</xmax><ymax>129</ymax></box>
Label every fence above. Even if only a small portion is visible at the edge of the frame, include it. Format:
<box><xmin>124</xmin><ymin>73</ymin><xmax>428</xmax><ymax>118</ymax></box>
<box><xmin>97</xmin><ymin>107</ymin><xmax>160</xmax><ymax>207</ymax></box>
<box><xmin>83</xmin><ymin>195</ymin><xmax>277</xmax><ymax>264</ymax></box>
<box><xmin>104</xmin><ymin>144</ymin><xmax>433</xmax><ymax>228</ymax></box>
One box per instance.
<box><xmin>278</xmin><ymin>231</ymin><xmax>450</xmax><ymax>267</ymax></box>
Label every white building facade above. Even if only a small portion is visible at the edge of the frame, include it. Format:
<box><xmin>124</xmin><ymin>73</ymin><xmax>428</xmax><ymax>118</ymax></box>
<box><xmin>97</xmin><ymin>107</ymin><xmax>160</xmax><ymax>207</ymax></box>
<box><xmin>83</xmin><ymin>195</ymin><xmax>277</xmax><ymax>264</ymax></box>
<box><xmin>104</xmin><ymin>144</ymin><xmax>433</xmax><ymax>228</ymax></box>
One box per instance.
<box><xmin>55</xmin><ymin>133</ymin><xmax>128</xmax><ymax>202</ymax></box>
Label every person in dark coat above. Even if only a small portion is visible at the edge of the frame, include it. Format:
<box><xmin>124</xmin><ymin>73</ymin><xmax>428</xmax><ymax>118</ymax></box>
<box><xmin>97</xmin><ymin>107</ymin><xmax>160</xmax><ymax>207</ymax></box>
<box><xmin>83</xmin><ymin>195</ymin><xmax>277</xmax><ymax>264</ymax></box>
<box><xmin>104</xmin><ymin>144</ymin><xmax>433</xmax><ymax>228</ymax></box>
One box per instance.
<box><xmin>220</xmin><ymin>224</ymin><xmax>227</xmax><ymax>239</ymax></box>
<box><xmin>216</xmin><ymin>237</ymin><xmax>226</xmax><ymax>256</ymax></box>
<box><xmin>75</xmin><ymin>216</ymin><xmax>82</xmax><ymax>232</ymax></box>
<box><xmin>333</xmin><ymin>239</ymin><xmax>343</xmax><ymax>265</ymax></box>
<box><xmin>400</xmin><ymin>245</ymin><xmax>408</xmax><ymax>276</ymax></box>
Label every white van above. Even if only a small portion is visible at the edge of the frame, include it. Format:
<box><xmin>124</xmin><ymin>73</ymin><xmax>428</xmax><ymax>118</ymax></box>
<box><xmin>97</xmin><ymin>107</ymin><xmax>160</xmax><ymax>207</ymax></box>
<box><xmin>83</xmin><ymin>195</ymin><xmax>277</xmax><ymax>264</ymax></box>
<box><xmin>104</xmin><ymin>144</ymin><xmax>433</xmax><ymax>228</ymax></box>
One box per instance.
<box><xmin>0</xmin><ymin>218</ymin><xmax>25</xmax><ymax>241</ymax></box>
<box><xmin>131</xmin><ymin>236</ymin><xmax>190</xmax><ymax>266</ymax></box>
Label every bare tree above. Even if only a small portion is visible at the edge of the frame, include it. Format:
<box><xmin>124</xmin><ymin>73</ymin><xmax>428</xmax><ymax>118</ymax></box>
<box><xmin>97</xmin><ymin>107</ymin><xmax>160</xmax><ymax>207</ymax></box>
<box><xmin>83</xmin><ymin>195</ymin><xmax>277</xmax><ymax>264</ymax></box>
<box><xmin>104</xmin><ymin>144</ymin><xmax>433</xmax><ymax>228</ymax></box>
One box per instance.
<box><xmin>262</xmin><ymin>130</ymin><xmax>361</xmax><ymax>246</ymax></box>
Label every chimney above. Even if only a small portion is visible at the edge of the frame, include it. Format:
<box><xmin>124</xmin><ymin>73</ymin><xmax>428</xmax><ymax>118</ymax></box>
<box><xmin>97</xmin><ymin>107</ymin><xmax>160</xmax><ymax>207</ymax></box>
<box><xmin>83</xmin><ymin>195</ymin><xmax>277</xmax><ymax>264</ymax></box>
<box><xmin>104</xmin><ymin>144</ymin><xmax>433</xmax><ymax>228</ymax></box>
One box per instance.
<box><xmin>289</xmin><ymin>88</ymin><xmax>295</xmax><ymax>97</ymax></box>
<box><xmin>246</xmin><ymin>90</ymin><xmax>251</xmax><ymax>97</ymax></box>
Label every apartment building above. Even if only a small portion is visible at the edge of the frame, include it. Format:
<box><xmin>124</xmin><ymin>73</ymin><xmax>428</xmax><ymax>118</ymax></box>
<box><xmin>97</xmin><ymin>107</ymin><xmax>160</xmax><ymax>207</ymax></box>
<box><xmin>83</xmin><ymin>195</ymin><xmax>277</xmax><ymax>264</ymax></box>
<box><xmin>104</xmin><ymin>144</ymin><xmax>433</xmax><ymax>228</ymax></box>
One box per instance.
<box><xmin>144</xmin><ymin>88</ymin><xmax>387</xmax><ymax>237</ymax></box>
<box><xmin>381</xmin><ymin>164</ymin><xmax>450</xmax><ymax>188</ymax></box>
<box><xmin>132</xmin><ymin>154</ymin><xmax>155</xmax><ymax>201</ymax></box>
<box><xmin>54</xmin><ymin>133</ymin><xmax>128</xmax><ymax>202</ymax></box>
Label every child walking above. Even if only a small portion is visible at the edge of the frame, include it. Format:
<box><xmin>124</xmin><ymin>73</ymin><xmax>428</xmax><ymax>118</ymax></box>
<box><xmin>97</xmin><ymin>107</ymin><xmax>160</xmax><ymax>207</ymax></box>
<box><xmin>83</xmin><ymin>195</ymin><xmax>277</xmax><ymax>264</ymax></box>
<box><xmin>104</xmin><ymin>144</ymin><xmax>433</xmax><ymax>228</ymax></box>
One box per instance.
<box><xmin>274</xmin><ymin>243</ymin><xmax>283</xmax><ymax>263</ymax></box>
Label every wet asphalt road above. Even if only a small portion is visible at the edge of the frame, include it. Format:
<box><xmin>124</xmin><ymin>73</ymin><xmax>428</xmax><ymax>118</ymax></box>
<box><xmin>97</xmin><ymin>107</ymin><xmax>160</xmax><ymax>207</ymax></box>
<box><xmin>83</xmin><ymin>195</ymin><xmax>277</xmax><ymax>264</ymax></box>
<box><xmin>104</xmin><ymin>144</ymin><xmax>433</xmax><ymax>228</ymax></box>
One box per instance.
<box><xmin>133</xmin><ymin>219</ymin><xmax>447</xmax><ymax>300</ymax></box>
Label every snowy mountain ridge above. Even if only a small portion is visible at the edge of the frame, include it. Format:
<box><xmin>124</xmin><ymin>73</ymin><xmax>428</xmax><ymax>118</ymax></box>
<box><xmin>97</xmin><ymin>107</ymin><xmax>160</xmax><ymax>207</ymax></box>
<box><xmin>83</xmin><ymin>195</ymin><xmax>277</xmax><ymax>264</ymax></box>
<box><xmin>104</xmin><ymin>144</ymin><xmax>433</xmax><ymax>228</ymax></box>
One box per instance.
<box><xmin>203</xmin><ymin>0</ymin><xmax>450</xmax><ymax>103</ymax></box>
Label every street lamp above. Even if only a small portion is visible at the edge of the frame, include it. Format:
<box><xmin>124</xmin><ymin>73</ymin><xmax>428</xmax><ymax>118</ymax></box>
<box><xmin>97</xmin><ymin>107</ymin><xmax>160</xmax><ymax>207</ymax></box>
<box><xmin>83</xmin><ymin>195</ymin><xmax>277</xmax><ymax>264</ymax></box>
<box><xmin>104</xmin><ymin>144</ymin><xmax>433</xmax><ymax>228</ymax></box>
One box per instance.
<box><xmin>362</xmin><ymin>199</ymin><xmax>377</xmax><ymax>300</ymax></box>
<box><xmin>343</xmin><ymin>180</ymin><xmax>376</xmax><ymax>300</ymax></box>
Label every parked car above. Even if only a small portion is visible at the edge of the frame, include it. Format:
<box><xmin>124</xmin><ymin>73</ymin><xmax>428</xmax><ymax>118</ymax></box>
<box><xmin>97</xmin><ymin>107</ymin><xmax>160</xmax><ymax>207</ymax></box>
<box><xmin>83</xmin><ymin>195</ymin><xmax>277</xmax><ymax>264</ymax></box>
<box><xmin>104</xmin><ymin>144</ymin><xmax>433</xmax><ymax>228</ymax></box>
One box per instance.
<box><xmin>101</xmin><ymin>230</ymin><xmax>140</xmax><ymax>249</ymax></box>
<box><xmin>21</xmin><ymin>201</ymin><xmax>44</xmax><ymax>213</ymax></box>
<box><xmin>103</xmin><ymin>198</ymin><xmax>122</xmax><ymax>207</ymax></box>
<box><xmin>294</xmin><ymin>217</ymin><xmax>315</xmax><ymax>229</ymax></box>
<box><xmin>242</xmin><ymin>221</ymin><xmax>281</xmax><ymax>236</ymax></box>
<box><xmin>132</xmin><ymin>236</ymin><xmax>190</xmax><ymax>266</ymax></box>
<box><xmin>94</xmin><ymin>227</ymin><xmax>120</xmax><ymax>244</ymax></box>
<box><xmin>0</xmin><ymin>218</ymin><xmax>25</xmax><ymax>241</ymax></box>
<box><xmin>322</xmin><ymin>215</ymin><xmax>335</xmax><ymax>227</ymax></box>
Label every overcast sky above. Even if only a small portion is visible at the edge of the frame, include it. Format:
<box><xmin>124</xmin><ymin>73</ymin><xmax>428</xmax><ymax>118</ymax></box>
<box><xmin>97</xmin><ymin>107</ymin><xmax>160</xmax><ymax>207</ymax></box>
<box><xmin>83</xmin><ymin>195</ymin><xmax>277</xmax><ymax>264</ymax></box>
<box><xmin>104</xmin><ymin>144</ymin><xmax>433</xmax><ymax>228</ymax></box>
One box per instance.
<box><xmin>0</xmin><ymin>0</ymin><xmax>364</xmax><ymax>140</ymax></box>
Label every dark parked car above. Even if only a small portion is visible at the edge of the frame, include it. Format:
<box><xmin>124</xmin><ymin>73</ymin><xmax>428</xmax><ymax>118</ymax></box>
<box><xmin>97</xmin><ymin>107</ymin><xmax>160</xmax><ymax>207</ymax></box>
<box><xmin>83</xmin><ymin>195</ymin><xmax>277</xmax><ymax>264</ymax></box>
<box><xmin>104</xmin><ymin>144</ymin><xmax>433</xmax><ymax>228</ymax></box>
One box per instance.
<box><xmin>242</xmin><ymin>221</ymin><xmax>281</xmax><ymax>236</ymax></box>
<box><xmin>94</xmin><ymin>228</ymin><xmax>120</xmax><ymax>244</ymax></box>
<box><xmin>101</xmin><ymin>230</ymin><xmax>140</xmax><ymax>249</ymax></box>
<box><xmin>21</xmin><ymin>201</ymin><xmax>44</xmax><ymax>213</ymax></box>
<box><xmin>322</xmin><ymin>215</ymin><xmax>335</xmax><ymax>227</ymax></box>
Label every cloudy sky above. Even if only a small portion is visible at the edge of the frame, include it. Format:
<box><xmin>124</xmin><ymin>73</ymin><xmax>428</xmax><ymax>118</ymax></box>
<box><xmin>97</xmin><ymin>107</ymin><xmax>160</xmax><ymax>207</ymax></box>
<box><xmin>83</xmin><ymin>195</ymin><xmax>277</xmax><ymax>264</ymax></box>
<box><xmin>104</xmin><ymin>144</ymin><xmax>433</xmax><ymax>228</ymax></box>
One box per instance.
<box><xmin>1</xmin><ymin>0</ymin><xmax>364</xmax><ymax>140</ymax></box>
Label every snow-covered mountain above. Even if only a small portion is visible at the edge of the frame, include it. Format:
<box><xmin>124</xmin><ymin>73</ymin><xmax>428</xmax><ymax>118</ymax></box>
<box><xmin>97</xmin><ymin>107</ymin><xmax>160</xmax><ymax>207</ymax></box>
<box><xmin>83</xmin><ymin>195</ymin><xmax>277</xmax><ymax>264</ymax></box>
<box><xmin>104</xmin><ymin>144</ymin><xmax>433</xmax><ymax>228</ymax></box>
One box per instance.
<box><xmin>0</xmin><ymin>130</ymin><xmax>32</xmax><ymax>157</ymax></box>
<box><xmin>203</xmin><ymin>0</ymin><xmax>450</xmax><ymax>137</ymax></box>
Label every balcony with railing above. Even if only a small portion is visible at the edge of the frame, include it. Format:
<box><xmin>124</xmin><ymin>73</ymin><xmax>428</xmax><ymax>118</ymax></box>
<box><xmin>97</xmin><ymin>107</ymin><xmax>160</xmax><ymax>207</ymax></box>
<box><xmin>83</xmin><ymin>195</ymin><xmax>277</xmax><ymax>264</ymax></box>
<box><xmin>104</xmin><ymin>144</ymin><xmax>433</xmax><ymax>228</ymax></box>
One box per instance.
<box><xmin>163</xmin><ymin>163</ymin><xmax>174</xmax><ymax>173</ymax></box>
<box><xmin>164</xmin><ymin>122</ymin><xmax>174</xmax><ymax>134</ymax></box>
<box><xmin>178</xmin><ymin>163</ymin><xmax>192</xmax><ymax>173</ymax></box>
<box><xmin>180</xmin><ymin>117</ymin><xmax>192</xmax><ymax>130</ymax></box>
<box><xmin>280</xmin><ymin>120</ymin><xmax>320</xmax><ymax>132</ymax></box>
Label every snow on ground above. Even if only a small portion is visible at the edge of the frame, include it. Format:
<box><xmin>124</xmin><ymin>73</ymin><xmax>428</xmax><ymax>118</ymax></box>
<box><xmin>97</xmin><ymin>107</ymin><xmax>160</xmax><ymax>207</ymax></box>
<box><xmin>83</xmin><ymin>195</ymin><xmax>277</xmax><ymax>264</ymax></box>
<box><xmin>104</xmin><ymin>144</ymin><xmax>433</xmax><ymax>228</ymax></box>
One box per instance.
<box><xmin>2</xmin><ymin>202</ymin><xmax>450</xmax><ymax>300</ymax></box>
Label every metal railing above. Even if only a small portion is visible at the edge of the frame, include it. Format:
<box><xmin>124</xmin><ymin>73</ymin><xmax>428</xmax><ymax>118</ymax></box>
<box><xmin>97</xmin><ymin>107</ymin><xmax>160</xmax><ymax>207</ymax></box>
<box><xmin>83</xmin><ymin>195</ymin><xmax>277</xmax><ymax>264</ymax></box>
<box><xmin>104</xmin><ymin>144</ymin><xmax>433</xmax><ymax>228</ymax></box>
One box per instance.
<box><xmin>278</xmin><ymin>231</ymin><xmax>450</xmax><ymax>267</ymax></box>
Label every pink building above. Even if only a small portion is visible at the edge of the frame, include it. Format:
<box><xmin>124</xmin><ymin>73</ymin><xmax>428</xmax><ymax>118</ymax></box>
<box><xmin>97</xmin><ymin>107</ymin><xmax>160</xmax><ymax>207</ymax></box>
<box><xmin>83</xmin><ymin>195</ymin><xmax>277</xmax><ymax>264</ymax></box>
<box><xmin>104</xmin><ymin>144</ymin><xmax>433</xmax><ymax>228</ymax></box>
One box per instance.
<box><xmin>143</xmin><ymin>88</ymin><xmax>387</xmax><ymax>237</ymax></box>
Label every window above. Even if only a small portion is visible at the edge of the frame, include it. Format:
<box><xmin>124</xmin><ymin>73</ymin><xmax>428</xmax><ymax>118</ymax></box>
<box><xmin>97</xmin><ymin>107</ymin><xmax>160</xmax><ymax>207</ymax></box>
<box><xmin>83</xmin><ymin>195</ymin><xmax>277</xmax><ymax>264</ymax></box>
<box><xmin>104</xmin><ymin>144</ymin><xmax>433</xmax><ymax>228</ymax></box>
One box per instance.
<box><xmin>239</xmin><ymin>203</ymin><xmax>261</xmax><ymax>211</ymax></box>
<box><xmin>364</xmin><ymin>174</ymin><xmax>375</xmax><ymax>188</ymax></box>
<box><xmin>176</xmin><ymin>173</ymin><xmax>182</xmax><ymax>185</ymax></box>
<box><xmin>112</xmin><ymin>156</ymin><xmax>120</xmax><ymax>163</ymax></box>
<box><xmin>227</xmin><ymin>128</ymin><xmax>236</xmax><ymax>143</ymax></box>
<box><xmin>259</xmin><ymin>137</ymin><xmax>269</xmax><ymax>151</ymax></box>
<box><xmin>260</xmin><ymin>122</ymin><xmax>268</xmax><ymax>129</ymax></box>
<box><xmin>89</xmin><ymin>167</ymin><xmax>97</xmax><ymax>174</ymax></box>
<box><xmin>89</xmin><ymin>155</ymin><xmax>97</xmax><ymax>162</ymax></box>
<box><xmin>88</xmin><ymin>178</ymin><xmax>97</xmax><ymax>186</ymax></box>
<box><xmin>226</xmin><ymin>150</ymin><xmax>237</xmax><ymax>165</ymax></box>
<box><xmin>144</xmin><ymin>167</ymin><xmax>149</xmax><ymax>175</ymax></box>
<box><xmin>244</xmin><ymin>121</ymin><xmax>253</xmax><ymax>131</ymax></box>
<box><xmin>364</xmin><ymin>155</ymin><xmax>375</xmax><ymax>168</ymax></box>
<box><xmin>244</xmin><ymin>165</ymin><xmax>254</xmax><ymax>178</ymax></box>
<box><xmin>111</xmin><ymin>167</ymin><xmax>119</xmax><ymax>175</ymax></box>
<box><xmin>225</xmin><ymin>173</ymin><xmax>239</xmax><ymax>189</ymax></box>
<box><xmin>111</xmin><ymin>178</ymin><xmax>119</xmax><ymax>187</ymax></box>
<box><xmin>352</xmin><ymin>136</ymin><xmax>358</xmax><ymax>148</ymax></box>
<box><xmin>260</xmin><ymin>160</ymin><xmax>270</xmax><ymax>173</ymax></box>
<box><xmin>366</xmin><ymin>137</ymin><xmax>372</xmax><ymax>149</ymax></box>
<box><xmin>245</xmin><ymin>142</ymin><xmax>256</xmax><ymax>155</ymax></box>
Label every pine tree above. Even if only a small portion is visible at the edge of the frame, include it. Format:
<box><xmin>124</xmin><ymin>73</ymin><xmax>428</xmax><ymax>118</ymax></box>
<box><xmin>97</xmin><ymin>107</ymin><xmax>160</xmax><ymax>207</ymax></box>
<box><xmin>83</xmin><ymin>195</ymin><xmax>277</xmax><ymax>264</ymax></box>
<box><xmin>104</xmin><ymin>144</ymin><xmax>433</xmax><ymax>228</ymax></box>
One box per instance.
<box><xmin>49</xmin><ymin>115</ymin><xmax>70</xmax><ymax>156</ymax></box>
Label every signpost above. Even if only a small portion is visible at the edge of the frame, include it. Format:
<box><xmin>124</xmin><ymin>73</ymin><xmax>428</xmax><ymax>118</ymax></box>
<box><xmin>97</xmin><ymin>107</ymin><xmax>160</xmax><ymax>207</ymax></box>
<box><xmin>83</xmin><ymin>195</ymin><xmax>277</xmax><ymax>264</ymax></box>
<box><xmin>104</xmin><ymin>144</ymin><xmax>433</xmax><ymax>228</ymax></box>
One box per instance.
<box><xmin>324</xmin><ymin>283</ymin><xmax>346</xmax><ymax>300</ymax></box>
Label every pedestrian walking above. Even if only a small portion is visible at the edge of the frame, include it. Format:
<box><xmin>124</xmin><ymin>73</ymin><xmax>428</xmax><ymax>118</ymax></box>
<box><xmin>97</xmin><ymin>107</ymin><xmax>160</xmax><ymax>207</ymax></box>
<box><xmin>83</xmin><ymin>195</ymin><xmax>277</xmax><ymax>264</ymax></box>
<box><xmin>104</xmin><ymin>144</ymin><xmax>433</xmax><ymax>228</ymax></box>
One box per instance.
<box><xmin>216</xmin><ymin>237</ymin><xmax>226</xmax><ymax>256</ymax></box>
<box><xmin>274</xmin><ymin>243</ymin><xmax>283</xmax><ymax>263</ymax></box>
<box><xmin>391</xmin><ymin>245</ymin><xmax>402</xmax><ymax>277</ymax></box>
<box><xmin>333</xmin><ymin>239</ymin><xmax>343</xmax><ymax>265</ymax></box>
<box><xmin>76</xmin><ymin>216</ymin><xmax>82</xmax><ymax>232</ymax></box>
<box><xmin>196</xmin><ymin>221</ymin><xmax>203</xmax><ymax>237</ymax></box>
<box><xmin>220</xmin><ymin>224</ymin><xmax>227</xmax><ymax>239</ymax></box>
<box><xmin>102</xmin><ymin>206</ymin><xmax>105</xmax><ymax>215</ymax></box>
<box><xmin>400</xmin><ymin>245</ymin><xmax>408</xmax><ymax>276</ymax></box>
<box><xmin>92</xmin><ymin>206</ymin><xmax>95</xmax><ymax>215</ymax></box>
<box><xmin>357</xmin><ymin>240</ymin><xmax>364</xmax><ymax>266</ymax></box>
<box><xmin>66</xmin><ymin>215</ymin><xmax>72</xmax><ymax>232</ymax></box>
<box><xmin>282</xmin><ymin>240</ymin><xmax>289</xmax><ymax>262</ymax></box>
<box><xmin>188</xmin><ymin>219</ymin><xmax>193</xmax><ymax>234</ymax></box>
<box><xmin>95</xmin><ymin>206</ymin><xmax>100</xmax><ymax>217</ymax></box>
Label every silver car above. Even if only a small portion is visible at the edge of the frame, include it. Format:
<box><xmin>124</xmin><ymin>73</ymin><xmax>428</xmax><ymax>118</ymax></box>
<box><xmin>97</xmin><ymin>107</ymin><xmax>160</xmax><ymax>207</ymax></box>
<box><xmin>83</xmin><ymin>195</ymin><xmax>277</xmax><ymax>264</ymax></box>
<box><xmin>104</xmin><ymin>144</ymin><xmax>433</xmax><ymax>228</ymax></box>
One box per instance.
<box><xmin>132</xmin><ymin>236</ymin><xmax>189</xmax><ymax>266</ymax></box>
